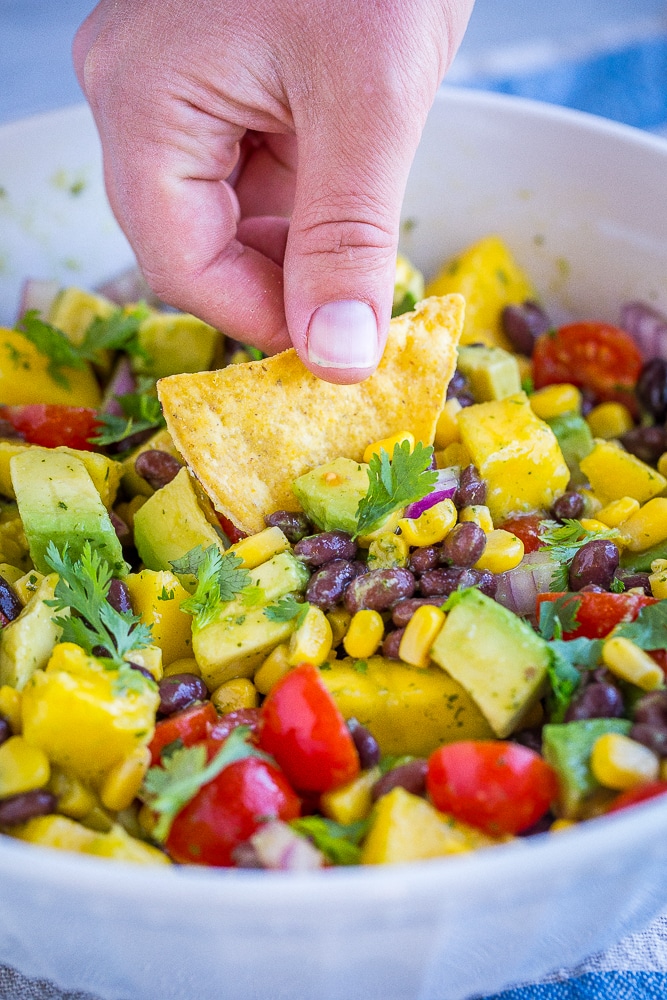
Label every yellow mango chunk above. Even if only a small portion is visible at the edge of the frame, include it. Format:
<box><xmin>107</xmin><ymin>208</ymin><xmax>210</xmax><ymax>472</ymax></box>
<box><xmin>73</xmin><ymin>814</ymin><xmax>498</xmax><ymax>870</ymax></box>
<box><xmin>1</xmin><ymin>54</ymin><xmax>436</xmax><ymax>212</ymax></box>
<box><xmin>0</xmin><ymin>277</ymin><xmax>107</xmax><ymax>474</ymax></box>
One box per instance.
<box><xmin>21</xmin><ymin>643</ymin><xmax>159</xmax><ymax>788</ymax></box>
<box><xmin>0</xmin><ymin>327</ymin><xmax>101</xmax><ymax>407</ymax></box>
<box><xmin>125</xmin><ymin>569</ymin><xmax>193</xmax><ymax>665</ymax></box>
<box><xmin>425</xmin><ymin>236</ymin><xmax>536</xmax><ymax>349</ymax></box>
<box><xmin>579</xmin><ymin>440</ymin><xmax>667</xmax><ymax>506</ymax></box>
<box><xmin>321</xmin><ymin>767</ymin><xmax>381</xmax><ymax>825</ymax></box>
<box><xmin>458</xmin><ymin>393</ymin><xmax>569</xmax><ymax>523</ymax></box>
<box><xmin>11</xmin><ymin>814</ymin><xmax>169</xmax><ymax>864</ymax></box>
<box><xmin>361</xmin><ymin>787</ymin><xmax>501</xmax><ymax>864</ymax></box>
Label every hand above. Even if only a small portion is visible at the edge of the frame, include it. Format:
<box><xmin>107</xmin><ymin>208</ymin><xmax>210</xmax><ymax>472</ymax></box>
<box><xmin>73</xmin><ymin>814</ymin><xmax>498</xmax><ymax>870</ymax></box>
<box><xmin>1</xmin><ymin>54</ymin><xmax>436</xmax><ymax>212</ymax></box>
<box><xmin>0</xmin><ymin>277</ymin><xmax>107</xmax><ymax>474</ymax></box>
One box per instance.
<box><xmin>74</xmin><ymin>0</ymin><xmax>473</xmax><ymax>383</ymax></box>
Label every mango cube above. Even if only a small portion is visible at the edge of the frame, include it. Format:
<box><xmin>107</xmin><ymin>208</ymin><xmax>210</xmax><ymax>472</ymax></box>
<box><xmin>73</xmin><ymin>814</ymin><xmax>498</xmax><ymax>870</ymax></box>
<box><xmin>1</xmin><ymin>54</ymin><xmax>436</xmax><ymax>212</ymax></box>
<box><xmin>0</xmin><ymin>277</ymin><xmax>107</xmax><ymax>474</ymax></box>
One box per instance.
<box><xmin>125</xmin><ymin>569</ymin><xmax>193</xmax><ymax>665</ymax></box>
<box><xmin>579</xmin><ymin>440</ymin><xmax>667</xmax><ymax>506</ymax></box>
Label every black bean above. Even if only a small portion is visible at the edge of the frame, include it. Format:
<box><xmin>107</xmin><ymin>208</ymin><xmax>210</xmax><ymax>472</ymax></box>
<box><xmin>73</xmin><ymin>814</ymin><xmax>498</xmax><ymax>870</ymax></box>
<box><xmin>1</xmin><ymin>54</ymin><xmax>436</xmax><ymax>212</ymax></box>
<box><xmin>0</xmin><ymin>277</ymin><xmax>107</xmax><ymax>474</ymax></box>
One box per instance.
<box><xmin>446</xmin><ymin>370</ymin><xmax>469</xmax><ymax>401</ymax></box>
<box><xmin>0</xmin><ymin>790</ymin><xmax>56</xmax><ymax>826</ymax></box>
<box><xmin>501</xmin><ymin>300</ymin><xmax>552</xmax><ymax>355</ymax></box>
<box><xmin>264</xmin><ymin>510</ymin><xmax>312</xmax><ymax>543</ymax></box>
<box><xmin>419</xmin><ymin>566</ymin><xmax>496</xmax><ymax>599</ymax></box>
<box><xmin>408</xmin><ymin>545</ymin><xmax>440</xmax><ymax>576</ymax></box>
<box><xmin>391</xmin><ymin>596</ymin><xmax>450</xmax><ymax>628</ymax></box>
<box><xmin>0</xmin><ymin>418</ymin><xmax>25</xmax><ymax>440</ymax></box>
<box><xmin>158</xmin><ymin>674</ymin><xmax>209</xmax><ymax>716</ymax></box>
<box><xmin>347</xmin><ymin>718</ymin><xmax>380</xmax><ymax>769</ymax></box>
<box><xmin>455</xmin><ymin>465</ymin><xmax>487</xmax><ymax>508</ymax></box>
<box><xmin>344</xmin><ymin>567</ymin><xmax>415</xmax><ymax>615</ymax></box>
<box><xmin>0</xmin><ymin>576</ymin><xmax>23</xmax><ymax>625</ymax></box>
<box><xmin>513</xmin><ymin>727</ymin><xmax>544</xmax><ymax>755</ymax></box>
<box><xmin>0</xmin><ymin>715</ymin><xmax>11</xmax><ymax>747</ymax></box>
<box><xmin>134</xmin><ymin>449</ymin><xmax>182</xmax><ymax>491</ymax></box>
<box><xmin>372</xmin><ymin>759</ymin><xmax>428</xmax><ymax>802</ymax></box>
<box><xmin>633</xmin><ymin>691</ymin><xmax>667</xmax><ymax>728</ymax></box>
<box><xmin>382</xmin><ymin>628</ymin><xmax>404</xmax><ymax>659</ymax></box>
<box><xmin>551</xmin><ymin>491</ymin><xmax>585</xmax><ymax>522</ymax></box>
<box><xmin>612</xmin><ymin>569</ymin><xmax>652</xmax><ymax>595</ymax></box>
<box><xmin>440</xmin><ymin>522</ymin><xmax>486</xmax><ymax>567</ymax></box>
<box><xmin>294</xmin><ymin>530</ymin><xmax>357</xmax><ymax>567</ymax></box>
<box><xmin>568</xmin><ymin>540</ymin><xmax>619</xmax><ymax>591</ymax></box>
<box><xmin>305</xmin><ymin>559</ymin><xmax>364</xmax><ymax>610</ymax></box>
<box><xmin>110</xmin><ymin>510</ymin><xmax>131</xmax><ymax>546</ymax></box>
<box><xmin>620</xmin><ymin>425</ymin><xmax>667</xmax><ymax>466</ymax></box>
<box><xmin>630</xmin><ymin>722</ymin><xmax>667</xmax><ymax>758</ymax></box>
<box><xmin>107</xmin><ymin>578</ymin><xmax>133</xmax><ymax>615</ymax></box>
<box><xmin>636</xmin><ymin>358</ymin><xmax>667</xmax><ymax>423</ymax></box>
<box><xmin>564</xmin><ymin>681</ymin><xmax>625</xmax><ymax>722</ymax></box>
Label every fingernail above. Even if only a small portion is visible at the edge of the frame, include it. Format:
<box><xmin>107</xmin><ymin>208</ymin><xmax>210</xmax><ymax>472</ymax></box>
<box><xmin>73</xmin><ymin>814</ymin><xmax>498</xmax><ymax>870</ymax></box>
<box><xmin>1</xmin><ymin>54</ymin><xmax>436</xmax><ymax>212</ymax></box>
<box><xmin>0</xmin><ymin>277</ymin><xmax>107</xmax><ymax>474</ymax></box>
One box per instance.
<box><xmin>307</xmin><ymin>300</ymin><xmax>379</xmax><ymax>369</ymax></box>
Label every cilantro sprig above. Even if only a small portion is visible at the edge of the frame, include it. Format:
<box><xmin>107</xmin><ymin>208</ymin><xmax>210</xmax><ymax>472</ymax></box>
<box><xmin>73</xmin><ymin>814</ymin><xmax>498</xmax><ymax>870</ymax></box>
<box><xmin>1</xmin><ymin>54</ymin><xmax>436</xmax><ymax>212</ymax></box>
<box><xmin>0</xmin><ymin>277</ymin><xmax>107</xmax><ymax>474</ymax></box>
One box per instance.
<box><xmin>44</xmin><ymin>541</ymin><xmax>153</xmax><ymax>681</ymax></box>
<box><xmin>289</xmin><ymin>816</ymin><xmax>369</xmax><ymax>866</ymax></box>
<box><xmin>614</xmin><ymin>601</ymin><xmax>667</xmax><ymax>650</ymax></box>
<box><xmin>143</xmin><ymin>725</ymin><xmax>272</xmax><ymax>841</ymax></box>
<box><xmin>170</xmin><ymin>544</ymin><xmax>251</xmax><ymax>630</ymax></box>
<box><xmin>354</xmin><ymin>440</ymin><xmax>438</xmax><ymax>538</ymax></box>
<box><xmin>91</xmin><ymin>379</ymin><xmax>165</xmax><ymax>447</ymax></box>
<box><xmin>538</xmin><ymin>518</ymin><xmax>620</xmax><ymax>590</ymax></box>
<box><xmin>264</xmin><ymin>594</ymin><xmax>308</xmax><ymax>627</ymax></box>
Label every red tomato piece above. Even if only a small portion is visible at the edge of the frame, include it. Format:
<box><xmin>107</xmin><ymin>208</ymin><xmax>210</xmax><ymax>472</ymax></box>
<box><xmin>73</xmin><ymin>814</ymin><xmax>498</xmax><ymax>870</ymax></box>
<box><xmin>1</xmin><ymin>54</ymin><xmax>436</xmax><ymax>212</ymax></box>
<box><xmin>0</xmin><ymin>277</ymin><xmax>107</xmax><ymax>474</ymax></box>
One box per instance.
<box><xmin>165</xmin><ymin>750</ymin><xmax>300</xmax><ymax>866</ymax></box>
<box><xmin>606</xmin><ymin>781</ymin><xmax>667</xmax><ymax>815</ymax></box>
<box><xmin>208</xmin><ymin>707</ymin><xmax>260</xmax><ymax>742</ymax></box>
<box><xmin>536</xmin><ymin>591</ymin><xmax>657</xmax><ymax>640</ymax></box>
<box><xmin>650</xmin><ymin>649</ymin><xmax>667</xmax><ymax>677</ymax></box>
<box><xmin>427</xmin><ymin>740</ymin><xmax>558</xmax><ymax>836</ymax></box>
<box><xmin>216</xmin><ymin>512</ymin><xmax>247</xmax><ymax>544</ymax></box>
<box><xmin>257</xmin><ymin>662</ymin><xmax>360</xmax><ymax>793</ymax></box>
<box><xmin>499</xmin><ymin>514</ymin><xmax>543</xmax><ymax>554</ymax></box>
<box><xmin>532</xmin><ymin>322</ymin><xmax>642</xmax><ymax>411</ymax></box>
<box><xmin>0</xmin><ymin>404</ymin><xmax>100</xmax><ymax>450</ymax></box>
<box><xmin>148</xmin><ymin>701</ymin><xmax>218</xmax><ymax>766</ymax></box>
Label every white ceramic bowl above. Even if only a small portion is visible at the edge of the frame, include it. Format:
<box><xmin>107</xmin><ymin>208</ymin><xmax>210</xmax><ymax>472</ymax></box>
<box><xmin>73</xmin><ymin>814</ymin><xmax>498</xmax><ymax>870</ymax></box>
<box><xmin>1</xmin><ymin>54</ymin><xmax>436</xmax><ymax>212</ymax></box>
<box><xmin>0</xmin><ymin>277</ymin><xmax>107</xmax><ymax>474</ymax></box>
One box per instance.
<box><xmin>0</xmin><ymin>89</ymin><xmax>667</xmax><ymax>1000</ymax></box>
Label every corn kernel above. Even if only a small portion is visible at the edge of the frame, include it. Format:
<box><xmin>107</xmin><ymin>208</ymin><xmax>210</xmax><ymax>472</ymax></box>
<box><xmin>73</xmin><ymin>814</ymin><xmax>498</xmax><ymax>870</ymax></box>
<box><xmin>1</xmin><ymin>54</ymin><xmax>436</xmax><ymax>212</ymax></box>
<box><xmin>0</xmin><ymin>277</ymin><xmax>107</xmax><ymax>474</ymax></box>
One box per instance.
<box><xmin>100</xmin><ymin>746</ymin><xmax>151</xmax><ymax>813</ymax></box>
<box><xmin>398</xmin><ymin>604</ymin><xmax>446</xmax><ymax>669</ymax></box>
<box><xmin>459</xmin><ymin>505</ymin><xmax>494</xmax><ymax>533</ymax></box>
<box><xmin>326</xmin><ymin>609</ymin><xmax>352</xmax><ymax>647</ymax></box>
<box><xmin>210</xmin><ymin>677</ymin><xmax>259</xmax><ymax>714</ymax></box>
<box><xmin>438</xmin><ymin>442</ymin><xmax>471</xmax><ymax>469</ymax></box>
<box><xmin>254</xmin><ymin>643</ymin><xmax>292</xmax><ymax>695</ymax></box>
<box><xmin>652</xmin><ymin>560</ymin><xmax>667</xmax><ymax>573</ymax></box>
<box><xmin>596</xmin><ymin>496</ymin><xmax>641</xmax><ymax>528</ymax></box>
<box><xmin>529</xmin><ymin>383</ymin><xmax>582</xmax><ymax>421</ymax></box>
<box><xmin>0</xmin><ymin>735</ymin><xmax>50</xmax><ymax>796</ymax></box>
<box><xmin>321</xmin><ymin>766</ymin><xmax>381</xmax><ymax>825</ymax></box>
<box><xmin>343</xmin><ymin>610</ymin><xmax>385</xmax><ymax>659</ymax></box>
<box><xmin>580</xmin><ymin>518</ymin><xmax>617</xmax><ymax>536</ymax></box>
<box><xmin>586</xmin><ymin>402</ymin><xmax>635</xmax><ymax>439</ymax></box>
<box><xmin>363</xmin><ymin>431</ymin><xmax>414</xmax><ymax>465</ymax></box>
<box><xmin>659</xmin><ymin>452</ymin><xmax>667</xmax><ymax>478</ymax></box>
<box><xmin>162</xmin><ymin>657</ymin><xmax>202</xmax><ymax>679</ymax></box>
<box><xmin>602</xmin><ymin>636</ymin><xmax>664</xmax><ymax>691</ymax></box>
<box><xmin>474</xmin><ymin>529</ymin><xmax>524</xmax><ymax>574</ymax></box>
<box><xmin>0</xmin><ymin>685</ymin><xmax>22</xmax><ymax>734</ymax></box>
<box><xmin>619</xmin><ymin>498</ymin><xmax>667</xmax><ymax>552</ymax></box>
<box><xmin>550</xmin><ymin>819</ymin><xmax>576</xmax><ymax>833</ymax></box>
<box><xmin>397</xmin><ymin>499</ymin><xmax>457</xmax><ymax>547</ymax></box>
<box><xmin>48</xmin><ymin>767</ymin><xmax>98</xmax><ymax>820</ymax></box>
<box><xmin>356</xmin><ymin>509</ymin><xmax>403</xmax><ymax>548</ymax></box>
<box><xmin>434</xmin><ymin>399</ymin><xmax>462</xmax><ymax>449</ymax></box>
<box><xmin>227</xmin><ymin>525</ymin><xmax>290</xmax><ymax>569</ymax></box>
<box><xmin>591</xmin><ymin>733</ymin><xmax>659</xmax><ymax>790</ymax></box>
<box><xmin>367</xmin><ymin>531</ymin><xmax>409</xmax><ymax>570</ymax></box>
<box><xmin>288</xmin><ymin>605</ymin><xmax>333</xmax><ymax>667</ymax></box>
<box><xmin>648</xmin><ymin>565</ymin><xmax>667</xmax><ymax>600</ymax></box>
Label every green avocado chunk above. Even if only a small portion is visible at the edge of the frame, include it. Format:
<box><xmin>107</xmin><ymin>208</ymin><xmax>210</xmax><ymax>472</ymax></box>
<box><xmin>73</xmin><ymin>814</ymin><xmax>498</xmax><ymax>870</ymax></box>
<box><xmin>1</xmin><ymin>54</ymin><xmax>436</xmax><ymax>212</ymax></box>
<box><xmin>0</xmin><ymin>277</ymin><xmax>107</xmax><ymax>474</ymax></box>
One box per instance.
<box><xmin>429</xmin><ymin>588</ymin><xmax>551</xmax><ymax>738</ymax></box>
<box><xmin>292</xmin><ymin>457</ymin><xmax>370</xmax><ymax>534</ymax></box>
<box><xmin>546</xmin><ymin>412</ymin><xmax>594</xmax><ymax>486</ymax></box>
<box><xmin>456</xmin><ymin>344</ymin><xmax>522</xmax><ymax>402</ymax></box>
<box><xmin>542</xmin><ymin>718</ymin><xmax>632</xmax><ymax>820</ymax></box>
<box><xmin>620</xmin><ymin>539</ymin><xmax>667</xmax><ymax>573</ymax></box>
<box><xmin>9</xmin><ymin>450</ymin><xmax>126</xmax><ymax>577</ymax></box>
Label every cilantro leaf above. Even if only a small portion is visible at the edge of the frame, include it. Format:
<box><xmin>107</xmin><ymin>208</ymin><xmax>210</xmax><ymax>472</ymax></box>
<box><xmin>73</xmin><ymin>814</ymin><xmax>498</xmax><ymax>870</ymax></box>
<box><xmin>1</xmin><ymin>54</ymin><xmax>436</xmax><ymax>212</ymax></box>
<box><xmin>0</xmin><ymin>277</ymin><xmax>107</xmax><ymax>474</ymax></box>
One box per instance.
<box><xmin>289</xmin><ymin>816</ymin><xmax>369</xmax><ymax>866</ymax></box>
<box><xmin>174</xmin><ymin>544</ymin><xmax>251</xmax><ymax>630</ymax></box>
<box><xmin>15</xmin><ymin>311</ymin><xmax>85</xmax><ymax>388</ymax></box>
<box><xmin>355</xmin><ymin>440</ymin><xmax>438</xmax><ymax>538</ymax></box>
<box><xmin>538</xmin><ymin>594</ymin><xmax>582</xmax><ymax>641</ymax></box>
<box><xmin>610</xmin><ymin>576</ymin><xmax>626</xmax><ymax>594</ymax></box>
<box><xmin>77</xmin><ymin>305</ymin><xmax>150</xmax><ymax>364</ymax></box>
<box><xmin>143</xmin><ymin>725</ymin><xmax>271</xmax><ymax>841</ymax></box>
<box><xmin>538</xmin><ymin>518</ymin><xmax>620</xmax><ymax>590</ymax></box>
<box><xmin>614</xmin><ymin>601</ymin><xmax>667</xmax><ymax>650</ymax></box>
<box><xmin>90</xmin><ymin>380</ymin><xmax>165</xmax><ymax>447</ymax></box>
<box><xmin>43</xmin><ymin>541</ymin><xmax>153</xmax><ymax>677</ymax></box>
<box><xmin>264</xmin><ymin>594</ymin><xmax>308</xmax><ymax>626</ymax></box>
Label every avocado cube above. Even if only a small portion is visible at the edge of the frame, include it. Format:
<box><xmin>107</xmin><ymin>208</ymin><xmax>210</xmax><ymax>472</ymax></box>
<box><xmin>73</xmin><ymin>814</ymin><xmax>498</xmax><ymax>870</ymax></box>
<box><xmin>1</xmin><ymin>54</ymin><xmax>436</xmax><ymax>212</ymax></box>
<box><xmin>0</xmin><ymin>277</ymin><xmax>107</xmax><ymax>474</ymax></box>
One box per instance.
<box><xmin>456</xmin><ymin>344</ymin><xmax>522</xmax><ymax>402</ymax></box>
<box><xmin>542</xmin><ymin>718</ymin><xmax>632</xmax><ymax>819</ymax></box>
<box><xmin>546</xmin><ymin>413</ymin><xmax>594</xmax><ymax>486</ymax></box>
<box><xmin>0</xmin><ymin>573</ymin><xmax>66</xmax><ymax>690</ymax></box>
<box><xmin>135</xmin><ymin>313</ymin><xmax>220</xmax><ymax>379</ymax></box>
<box><xmin>292</xmin><ymin>457</ymin><xmax>369</xmax><ymax>534</ymax></box>
<box><xmin>48</xmin><ymin>286</ymin><xmax>115</xmax><ymax>345</ymax></box>
<box><xmin>429</xmin><ymin>588</ymin><xmax>550</xmax><ymax>737</ymax></box>
<box><xmin>10</xmin><ymin>450</ymin><xmax>126</xmax><ymax>577</ymax></box>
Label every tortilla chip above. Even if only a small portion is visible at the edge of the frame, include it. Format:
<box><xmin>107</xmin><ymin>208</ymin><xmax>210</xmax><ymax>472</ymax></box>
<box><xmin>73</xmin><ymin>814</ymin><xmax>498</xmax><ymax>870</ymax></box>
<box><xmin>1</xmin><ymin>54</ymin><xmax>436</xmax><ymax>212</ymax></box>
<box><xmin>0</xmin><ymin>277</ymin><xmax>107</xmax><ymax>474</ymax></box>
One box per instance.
<box><xmin>157</xmin><ymin>294</ymin><xmax>464</xmax><ymax>534</ymax></box>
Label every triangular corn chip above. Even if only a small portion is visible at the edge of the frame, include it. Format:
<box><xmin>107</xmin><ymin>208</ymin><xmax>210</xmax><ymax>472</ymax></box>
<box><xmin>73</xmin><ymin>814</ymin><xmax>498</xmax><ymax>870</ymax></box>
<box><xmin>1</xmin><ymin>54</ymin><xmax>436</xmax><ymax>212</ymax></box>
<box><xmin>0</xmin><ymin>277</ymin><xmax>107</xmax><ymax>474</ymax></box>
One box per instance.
<box><xmin>157</xmin><ymin>294</ymin><xmax>464</xmax><ymax>534</ymax></box>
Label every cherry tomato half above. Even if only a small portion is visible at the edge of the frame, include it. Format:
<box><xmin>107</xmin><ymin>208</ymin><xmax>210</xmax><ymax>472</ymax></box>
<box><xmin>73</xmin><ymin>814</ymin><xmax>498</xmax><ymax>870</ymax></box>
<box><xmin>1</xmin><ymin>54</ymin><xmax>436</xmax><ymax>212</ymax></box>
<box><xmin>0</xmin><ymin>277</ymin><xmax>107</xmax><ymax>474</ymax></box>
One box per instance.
<box><xmin>499</xmin><ymin>514</ymin><xmax>543</xmax><ymax>554</ymax></box>
<box><xmin>0</xmin><ymin>404</ymin><xmax>101</xmax><ymax>450</ymax></box>
<box><xmin>257</xmin><ymin>662</ymin><xmax>360</xmax><ymax>793</ymax></box>
<box><xmin>536</xmin><ymin>591</ymin><xmax>657</xmax><ymax>640</ymax></box>
<box><xmin>427</xmin><ymin>740</ymin><xmax>558</xmax><ymax>836</ymax></box>
<box><xmin>606</xmin><ymin>781</ymin><xmax>667</xmax><ymax>815</ymax></box>
<box><xmin>148</xmin><ymin>701</ymin><xmax>219</xmax><ymax>766</ymax></box>
<box><xmin>166</xmin><ymin>750</ymin><xmax>300</xmax><ymax>866</ymax></box>
<box><xmin>216</xmin><ymin>512</ymin><xmax>247</xmax><ymax>545</ymax></box>
<box><xmin>532</xmin><ymin>322</ymin><xmax>642</xmax><ymax>410</ymax></box>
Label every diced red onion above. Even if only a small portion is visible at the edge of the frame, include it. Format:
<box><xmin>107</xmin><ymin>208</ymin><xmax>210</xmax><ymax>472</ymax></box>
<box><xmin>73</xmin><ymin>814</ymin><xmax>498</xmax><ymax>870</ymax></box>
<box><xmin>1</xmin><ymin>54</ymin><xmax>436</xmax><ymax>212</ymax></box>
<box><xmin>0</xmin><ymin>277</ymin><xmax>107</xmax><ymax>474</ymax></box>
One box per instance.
<box><xmin>250</xmin><ymin>820</ymin><xmax>325</xmax><ymax>871</ymax></box>
<box><xmin>17</xmin><ymin>278</ymin><xmax>60</xmax><ymax>321</ymax></box>
<box><xmin>404</xmin><ymin>467</ymin><xmax>459</xmax><ymax>519</ymax></box>
<box><xmin>494</xmin><ymin>550</ymin><xmax>556</xmax><ymax>620</ymax></box>
<box><xmin>620</xmin><ymin>301</ymin><xmax>667</xmax><ymax>361</ymax></box>
<box><xmin>100</xmin><ymin>356</ymin><xmax>137</xmax><ymax>418</ymax></box>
